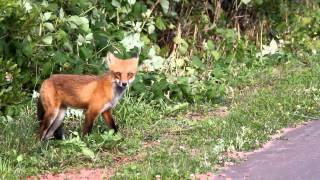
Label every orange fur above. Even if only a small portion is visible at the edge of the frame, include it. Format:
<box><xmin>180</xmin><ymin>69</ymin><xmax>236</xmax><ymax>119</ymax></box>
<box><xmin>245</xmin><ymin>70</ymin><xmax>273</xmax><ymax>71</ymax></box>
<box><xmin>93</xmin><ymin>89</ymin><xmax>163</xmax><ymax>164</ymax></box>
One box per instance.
<box><xmin>38</xmin><ymin>52</ymin><xmax>139</xmax><ymax>140</ymax></box>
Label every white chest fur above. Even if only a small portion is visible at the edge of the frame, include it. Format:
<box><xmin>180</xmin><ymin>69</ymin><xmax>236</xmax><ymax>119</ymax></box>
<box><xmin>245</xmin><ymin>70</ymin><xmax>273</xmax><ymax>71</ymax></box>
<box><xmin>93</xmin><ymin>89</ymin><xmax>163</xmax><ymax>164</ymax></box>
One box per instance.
<box><xmin>100</xmin><ymin>85</ymin><xmax>127</xmax><ymax>113</ymax></box>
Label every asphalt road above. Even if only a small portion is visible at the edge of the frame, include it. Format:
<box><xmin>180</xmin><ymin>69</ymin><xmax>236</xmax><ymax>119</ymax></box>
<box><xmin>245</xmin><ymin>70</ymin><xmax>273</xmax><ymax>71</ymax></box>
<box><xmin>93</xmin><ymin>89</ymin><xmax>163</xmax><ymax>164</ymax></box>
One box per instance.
<box><xmin>220</xmin><ymin>120</ymin><xmax>320</xmax><ymax>180</ymax></box>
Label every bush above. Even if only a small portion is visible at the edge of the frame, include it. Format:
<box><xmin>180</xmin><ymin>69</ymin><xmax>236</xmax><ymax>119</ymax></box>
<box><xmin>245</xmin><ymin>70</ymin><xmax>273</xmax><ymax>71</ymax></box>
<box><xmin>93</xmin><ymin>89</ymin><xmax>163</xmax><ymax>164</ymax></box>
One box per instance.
<box><xmin>0</xmin><ymin>0</ymin><xmax>319</xmax><ymax>114</ymax></box>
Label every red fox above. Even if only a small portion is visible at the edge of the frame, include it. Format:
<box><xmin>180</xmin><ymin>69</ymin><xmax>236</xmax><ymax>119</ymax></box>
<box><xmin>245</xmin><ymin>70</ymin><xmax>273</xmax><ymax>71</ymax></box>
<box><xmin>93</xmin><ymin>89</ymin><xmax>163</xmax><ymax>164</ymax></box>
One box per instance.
<box><xmin>37</xmin><ymin>52</ymin><xmax>139</xmax><ymax>140</ymax></box>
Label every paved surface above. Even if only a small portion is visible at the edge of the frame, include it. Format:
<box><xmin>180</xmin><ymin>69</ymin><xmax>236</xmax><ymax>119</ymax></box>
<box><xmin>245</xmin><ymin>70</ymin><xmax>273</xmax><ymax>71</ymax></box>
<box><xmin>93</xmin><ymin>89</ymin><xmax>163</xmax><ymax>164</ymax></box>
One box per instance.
<box><xmin>220</xmin><ymin>120</ymin><xmax>320</xmax><ymax>180</ymax></box>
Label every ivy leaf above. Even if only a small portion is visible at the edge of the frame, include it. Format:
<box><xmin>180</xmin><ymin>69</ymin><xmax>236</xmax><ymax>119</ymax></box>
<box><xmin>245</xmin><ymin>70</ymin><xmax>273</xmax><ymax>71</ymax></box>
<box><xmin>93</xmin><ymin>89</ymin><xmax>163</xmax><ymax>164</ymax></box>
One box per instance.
<box><xmin>160</xmin><ymin>0</ymin><xmax>169</xmax><ymax>14</ymax></box>
<box><xmin>42</xmin><ymin>35</ymin><xmax>53</xmax><ymax>45</ymax></box>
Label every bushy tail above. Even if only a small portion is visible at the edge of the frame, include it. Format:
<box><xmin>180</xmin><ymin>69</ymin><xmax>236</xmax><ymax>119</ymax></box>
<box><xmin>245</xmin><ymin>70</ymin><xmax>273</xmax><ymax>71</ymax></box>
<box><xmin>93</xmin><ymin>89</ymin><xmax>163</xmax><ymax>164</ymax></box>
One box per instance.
<box><xmin>37</xmin><ymin>97</ymin><xmax>45</xmax><ymax>121</ymax></box>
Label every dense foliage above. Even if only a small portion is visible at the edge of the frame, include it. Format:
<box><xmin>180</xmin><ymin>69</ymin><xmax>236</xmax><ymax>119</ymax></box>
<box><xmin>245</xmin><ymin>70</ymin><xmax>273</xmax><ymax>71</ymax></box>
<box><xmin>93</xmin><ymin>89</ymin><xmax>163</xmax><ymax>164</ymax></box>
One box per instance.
<box><xmin>0</xmin><ymin>0</ymin><xmax>319</xmax><ymax>115</ymax></box>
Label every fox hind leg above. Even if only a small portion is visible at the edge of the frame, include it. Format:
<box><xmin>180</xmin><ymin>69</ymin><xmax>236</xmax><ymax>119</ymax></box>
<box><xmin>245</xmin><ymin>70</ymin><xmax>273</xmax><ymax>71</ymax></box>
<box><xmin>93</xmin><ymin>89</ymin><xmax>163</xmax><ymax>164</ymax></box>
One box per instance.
<box><xmin>53</xmin><ymin>122</ymin><xmax>65</xmax><ymax>140</ymax></box>
<box><xmin>45</xmin><ymin>108</ymin><xmax>66</xmax><ymax>140</ymax></box>
<box><xmin>40</xmin><ymin>109</ymin><xmax>59</xmax><ymax>140</ymax></box>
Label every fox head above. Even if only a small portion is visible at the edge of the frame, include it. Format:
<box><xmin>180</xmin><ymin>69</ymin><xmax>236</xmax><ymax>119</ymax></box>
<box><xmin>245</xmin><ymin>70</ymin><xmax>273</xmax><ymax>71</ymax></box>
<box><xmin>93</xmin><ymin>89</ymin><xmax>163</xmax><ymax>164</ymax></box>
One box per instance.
<box><xmin>105</xmin><ymin>52</ymin><xmax>139</xmax><ymax>88</ymax></box>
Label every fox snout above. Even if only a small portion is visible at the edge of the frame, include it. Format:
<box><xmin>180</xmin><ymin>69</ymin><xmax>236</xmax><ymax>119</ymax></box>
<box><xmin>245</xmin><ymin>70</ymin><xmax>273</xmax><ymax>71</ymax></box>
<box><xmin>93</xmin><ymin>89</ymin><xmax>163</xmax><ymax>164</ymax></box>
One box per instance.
<box><xmin>116</xmin><ymin>80</ymin><xmax>128</xmax><ymax>87</ymax></box>
<box><xmin>114</xmin><ymin>78</ymin><xmax>133</xmax><ymax>88</ymax></box>
<box><xmin>121</xmin><ymin>82</ymin><xmax>127</xmax><ymax>87</ymax></box>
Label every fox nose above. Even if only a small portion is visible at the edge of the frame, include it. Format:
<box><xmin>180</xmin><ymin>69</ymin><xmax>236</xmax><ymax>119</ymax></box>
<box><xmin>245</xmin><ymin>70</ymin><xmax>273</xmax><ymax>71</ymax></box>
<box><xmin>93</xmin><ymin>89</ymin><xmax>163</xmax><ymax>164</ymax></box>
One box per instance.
<box><xmin>121</xmin><ymin>82</ymin><xmax>127</xmax><ymax>87</ymax></box>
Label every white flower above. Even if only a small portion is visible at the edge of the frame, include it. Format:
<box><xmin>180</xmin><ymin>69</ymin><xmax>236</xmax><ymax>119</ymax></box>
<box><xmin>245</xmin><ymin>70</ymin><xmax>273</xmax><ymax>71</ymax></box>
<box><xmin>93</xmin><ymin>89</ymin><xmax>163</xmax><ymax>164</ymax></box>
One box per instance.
<box><xmin>5</xmin><ymin>72</ymin><xmax>13</xmax><ymax>82</ymax></box>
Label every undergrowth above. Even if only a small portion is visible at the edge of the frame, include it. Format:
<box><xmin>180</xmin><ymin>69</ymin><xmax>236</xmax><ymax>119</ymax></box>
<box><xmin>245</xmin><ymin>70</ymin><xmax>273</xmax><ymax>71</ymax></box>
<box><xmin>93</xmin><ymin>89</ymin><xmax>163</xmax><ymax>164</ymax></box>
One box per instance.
<box><xmin>0</xmin><ymin>57</ymin><xmax>319</xmax><ymax>179</ymax></box>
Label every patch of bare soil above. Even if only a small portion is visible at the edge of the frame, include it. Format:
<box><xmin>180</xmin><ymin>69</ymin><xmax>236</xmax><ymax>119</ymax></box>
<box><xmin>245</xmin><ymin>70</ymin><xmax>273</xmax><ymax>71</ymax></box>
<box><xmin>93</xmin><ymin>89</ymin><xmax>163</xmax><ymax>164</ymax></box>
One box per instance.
<box><xmin>28</xmin><ymin>168</ymin><xmax>113</xmax><ymax>180</ymax></box>
<box><xmin>142</xmin><ymin>140</ymin><xmax>161</xmax><ymax>148</ymax></box>
<box><xmin>186</xmin><ymin>106</ymin><xmax>229</xmax><ymax>121</ymax></box>
<box><xmin>27</xmin><ymin>152</ymin><xmax>146</xmax><ymax>180</ymax></box>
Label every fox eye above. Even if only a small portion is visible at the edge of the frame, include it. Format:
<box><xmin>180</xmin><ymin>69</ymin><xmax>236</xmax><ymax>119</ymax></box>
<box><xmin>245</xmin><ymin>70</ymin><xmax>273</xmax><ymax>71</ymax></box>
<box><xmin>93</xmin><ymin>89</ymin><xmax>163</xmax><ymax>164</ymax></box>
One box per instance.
<box><xmin>114</xmin><ymin>72</ymin><xmax>121</xmax><ymax>78</ymax></box>
<box><xmin>127</xmin><ymin>72</ymin><xmax>134</xmax><ymax>78</ymax></box>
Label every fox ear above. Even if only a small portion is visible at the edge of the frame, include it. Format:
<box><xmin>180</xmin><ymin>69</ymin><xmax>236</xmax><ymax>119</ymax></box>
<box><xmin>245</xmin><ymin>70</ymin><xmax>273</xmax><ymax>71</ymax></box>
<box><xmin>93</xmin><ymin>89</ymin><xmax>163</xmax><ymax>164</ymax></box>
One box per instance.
<box><xmin>132</xmin><ymin>54</ymin><xmax>139</xmax><ymax>66</ymax></box>
<box><xmin>133</xmin><ymin>56</ymin><xmax>139</xmax><ymax>64</ymax></box>
<box><xmin>105</xmin><ymin>52</ymin><xmax>116</xmax><ymax>65</ymax></box>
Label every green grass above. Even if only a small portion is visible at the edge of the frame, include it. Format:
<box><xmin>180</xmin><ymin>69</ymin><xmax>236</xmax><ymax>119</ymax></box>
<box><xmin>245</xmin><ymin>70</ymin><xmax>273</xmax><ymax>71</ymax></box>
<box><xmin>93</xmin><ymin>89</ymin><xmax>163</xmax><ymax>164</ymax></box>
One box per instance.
<box><xmin>1</xmin><ymin>60</ymin><xmax>320</xmax><ymax>179</ymax></box>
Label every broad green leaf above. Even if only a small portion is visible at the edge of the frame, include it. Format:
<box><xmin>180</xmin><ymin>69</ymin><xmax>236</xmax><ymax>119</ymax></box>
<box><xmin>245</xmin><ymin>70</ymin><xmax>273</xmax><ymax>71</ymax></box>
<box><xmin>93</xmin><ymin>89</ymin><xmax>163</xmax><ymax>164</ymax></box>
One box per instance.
<box><xmin>143</xmin><ymin>9</ymin><xmax>152</xmax><ymax>18</ymax></box>
<box><xmin>255</xmin><ymin>0</ymin><xmax>263</xmax><ymax>4</ymax></box>
<box><xmin>77</xmin><ymin>34</ymin><xmax>85</xmax><ymax>45</ymax></box>
<box><xmin>148</xmin><ymin>24</ymin><xmax>155</xmax><ymax>34</ymax></box>
<box><xmin>166</xmin><ymin>102</ymin><xmax>188</xmax><ymax>113</ymax></box>
<box><xmin>53</xmin><ymin>51</ymin><xmax>68</xmax><ymax>63</ymax></box>
<box><xmin>301</xmin><ymin>17</ymin><xmax>312</xmax><ymax>26</ymax></box>
<box><xmin>81</xmin><ymin>147</ymin><xmax>95</xmax><ymax>159</ymax></box>
<box><xmin>176</xmin><ymin>58</ymin><xmax>185</xmax><ymax>67</ymax></box>
<box><xmin>127</xmin><ymin>0</ymin><xmax>136</xmax><ymax>5</ymax></box>
<box><xmin>59</xmin><ymin>8</ymin><xmax>65</xmax><ymax>19</ymax></box>
<box><xmin>259</xmin><ymin>39</ymin><xmax>279</xmax><ymax>56</ymax></box>
<box><xmin>85</xmin><ymin>33</ymin><xmax>93</xmax><ymax>41</ymax></box>
<box><xmin>42</xmin><ymin>62</ymin><xmax>53</xmax><ymax>75</ymax></box>
<box><xmin>120</xmin><ymin>33</ymin><xmax>144</xmax><ymax>51</ymax></box>
<box><xmin>111</xmin><ymin>0</ymin><xmax>121</xmax><ymax>7</ymax></box>
<box><xmin>43</xmin><ymin>12</ymin><xmax>52</xmax><ymax>21</ymax></box>
<box><xmin>177</xmin><ymin>39</ymin><xmax>188</xmax><ymax>54</ymax></box>
<box><xmin>207</xmin><ymin>40</ymin><xmax>214</xmax><ymax>50</ymax></box>
<box><xmin>155</xmin><ymin>17</ymin><xmax>166</xmax><ymax>30</ymax></box>
<box><xmin>68</xmin><ymin>16</ymin><xmax>90</xmax><ymax>32</ymax></box>
<box><xmin>142</xmin><ymin>47</ymin><xmax>165</xmax><ymax>71</ymax></box>
<box><xmin>241</xmin><ymin>0</ymin><xmax>251</xmax><ymax>4</ymax></box>
<box><xmin>42</xmin><ymin>35</ymin><xmax>52</xmax><ymax>45</ymax></box>
<box><xmin>191</xmin><ymin>56</ymin><xmax>204</xmax><ymax>68</ymax></box>
<box><xmin>22</xmin><ymin>44</ymin><xmax>32</xmax><ymax>58</ymax></box>
<box><xmin>80</xmin><ymin>47</ymin><xmax>92</xmax><ymax>58</ymax></box>
<box><xmin>23</xmin><ymin>1</ymin><xmax>32</xmax><ymax>13</ymax></box>
<box><xmin>211</xmin><ymin>50</ymin><xmax>220</xmax><ymax>60</ymax></box>
<box><xmin>43</xmin><ymin>22</ymin><xmax>54</xmax><ymax>32</ymax></box>
<box><xmin>63</xmin><ymin>42</ymin><xmax>73</xmax><ymax>52</ymax></box>
<box><xmin>16</xmin><ymin>155</ymin><xmax>23</xmax><ymax>162</ymax></box>
<box><xmin>178</xmin><ymin>45</ymin><xmax>188</xmax><ymax>55</ymax></box>
<box><xmin>56</xmin><ymin>30</ymin><xmax>67</xmax><ymax>41</ymax></box>
<box><xmin>160</xmin><ymin>0</ymin><xmax>169</xmax><ymax>14</ymax></box>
